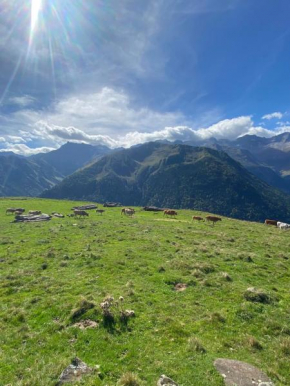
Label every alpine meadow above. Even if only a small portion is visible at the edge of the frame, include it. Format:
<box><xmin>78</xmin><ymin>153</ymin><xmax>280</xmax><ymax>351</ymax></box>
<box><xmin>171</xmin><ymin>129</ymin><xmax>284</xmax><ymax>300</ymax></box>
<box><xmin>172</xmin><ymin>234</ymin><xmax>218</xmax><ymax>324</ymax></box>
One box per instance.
<box><xmin>1</xmin><ymin>198</ymin><xmax>290</xmax><ymax>385</ymax></box>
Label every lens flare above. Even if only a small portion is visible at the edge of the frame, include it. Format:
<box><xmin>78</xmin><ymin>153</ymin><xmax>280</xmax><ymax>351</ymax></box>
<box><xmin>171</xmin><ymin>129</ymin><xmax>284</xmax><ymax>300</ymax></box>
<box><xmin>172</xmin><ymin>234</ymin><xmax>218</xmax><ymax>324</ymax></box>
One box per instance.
<box><xmin>31</xmin><ymin>0</ymin><xmax>42</xmax><ymax>33</ymax></box>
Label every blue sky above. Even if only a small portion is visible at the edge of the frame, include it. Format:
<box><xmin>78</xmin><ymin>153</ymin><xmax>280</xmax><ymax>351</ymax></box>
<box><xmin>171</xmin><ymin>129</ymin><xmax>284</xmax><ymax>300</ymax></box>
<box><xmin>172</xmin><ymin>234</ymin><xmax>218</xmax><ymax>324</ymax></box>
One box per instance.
<box><xmin>1</xmin><ymin>0</ymin><xmax>290</xmax><ymax>154</ymax></box>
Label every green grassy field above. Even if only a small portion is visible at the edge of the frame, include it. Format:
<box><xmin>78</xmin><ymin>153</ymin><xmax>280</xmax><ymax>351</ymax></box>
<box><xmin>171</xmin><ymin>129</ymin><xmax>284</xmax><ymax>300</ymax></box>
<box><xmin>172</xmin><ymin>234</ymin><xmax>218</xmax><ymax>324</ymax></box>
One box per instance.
<box><xmin>0</xmin><ymin>198</ymin><xmax>290</xmax><ymax>385</ymax></box>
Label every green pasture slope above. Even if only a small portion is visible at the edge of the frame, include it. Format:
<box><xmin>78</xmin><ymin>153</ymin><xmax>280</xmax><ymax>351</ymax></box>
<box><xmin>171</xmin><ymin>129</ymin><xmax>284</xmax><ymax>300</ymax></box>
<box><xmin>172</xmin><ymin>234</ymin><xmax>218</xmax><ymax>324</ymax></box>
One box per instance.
<box><xmin>0</xmin><ymin>198</ymin><xmax>290</xmax><ymax>386</ymax></box>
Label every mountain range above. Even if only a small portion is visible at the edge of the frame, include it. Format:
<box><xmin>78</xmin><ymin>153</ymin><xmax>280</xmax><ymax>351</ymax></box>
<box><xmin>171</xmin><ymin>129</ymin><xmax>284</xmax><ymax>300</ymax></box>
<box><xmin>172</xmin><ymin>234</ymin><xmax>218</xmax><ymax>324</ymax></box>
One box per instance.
<box><xmin>0</xmin><ymin>142</ymin><xmax>110</xmax><ymax>197</ymax></box>
<box><xmin>41</xmin><ymin>141</ymin><xmax>290</xmax><ymax>222</ymax></box>
<box><xmin>2</xmin><ymin>133</ymin><xmax>290</xmax><ymax>221</ymax></box>
<box><xmin>180</xmin><ymin>132</ymin><xmax>290</xmax><ymax>193</ymax></box>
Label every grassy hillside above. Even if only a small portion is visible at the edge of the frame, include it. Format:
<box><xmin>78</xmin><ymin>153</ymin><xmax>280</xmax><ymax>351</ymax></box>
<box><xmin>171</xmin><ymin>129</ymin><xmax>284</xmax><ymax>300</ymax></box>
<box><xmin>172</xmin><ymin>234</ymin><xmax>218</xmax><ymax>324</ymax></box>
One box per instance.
<box><xmin>0</xmin><ymin>198</ymin><xmax>290</xmax><ymax>385</ymax></box>
<box><xmin>42</xmin><ymin>142</ymin><xmax>290</xmax><ymax>222</ymax></box>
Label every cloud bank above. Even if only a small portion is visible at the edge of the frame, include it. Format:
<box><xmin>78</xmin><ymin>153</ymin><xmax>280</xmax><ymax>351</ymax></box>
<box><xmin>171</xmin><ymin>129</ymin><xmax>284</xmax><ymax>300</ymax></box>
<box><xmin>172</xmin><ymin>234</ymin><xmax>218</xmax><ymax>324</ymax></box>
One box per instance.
<box><xmin>0</xmin><ymin>87</ymin><xmax>289</xmax><ymax>155</ymax></box>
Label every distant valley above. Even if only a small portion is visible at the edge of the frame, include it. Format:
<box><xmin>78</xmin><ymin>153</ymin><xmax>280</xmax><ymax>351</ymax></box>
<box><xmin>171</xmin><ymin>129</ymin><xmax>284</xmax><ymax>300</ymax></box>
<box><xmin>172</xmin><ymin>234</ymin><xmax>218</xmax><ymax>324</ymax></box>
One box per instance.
<box><xmin>0</xmin><ymin>142</ymin><xmax>110</xmax><ymax>197</ymax></box>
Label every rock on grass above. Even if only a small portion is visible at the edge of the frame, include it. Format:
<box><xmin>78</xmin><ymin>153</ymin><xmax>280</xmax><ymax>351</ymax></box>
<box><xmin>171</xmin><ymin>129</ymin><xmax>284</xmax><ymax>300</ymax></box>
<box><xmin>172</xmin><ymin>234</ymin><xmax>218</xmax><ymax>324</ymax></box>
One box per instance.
<box><xmin>57</xmin><ymin>357</ymin><xmax>93</xmax><ymax>385</ymax></box>
<box><xmin>214</xmin><ymin>358</ymin><xmax>274</xmax><ymax>386</ymax></box>
<box><xmin>157</xmin><ymin>374</ymin><xmax>179</xmax><ymax>385</ymax></box>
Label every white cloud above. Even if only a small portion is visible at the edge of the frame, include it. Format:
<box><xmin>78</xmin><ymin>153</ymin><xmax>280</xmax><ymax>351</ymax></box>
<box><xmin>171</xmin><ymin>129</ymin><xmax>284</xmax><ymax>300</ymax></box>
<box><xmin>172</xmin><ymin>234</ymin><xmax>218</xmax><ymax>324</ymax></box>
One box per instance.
<box><xmin>24</xmin><ymin>115</ymin><xmax>289</xmax><ymax>151</ymax></box>
<box><xmin>0</xmin><ymin>143</ymin><xmax>55</xmax><ymax>156</ymax></box>
<box><xmin>9</xmin><ymin>95</ymin><xmax>35</xmax><ymax>108</ymax></box>
<box><xmin>6</xmin><ymin>136</ymin><xmax>26</xmax><ymax>143</ymax></box>
<box><xmin>262</xmin><ymin>112</ymin><xmax>283</xmax><ymax>120</ymax></box>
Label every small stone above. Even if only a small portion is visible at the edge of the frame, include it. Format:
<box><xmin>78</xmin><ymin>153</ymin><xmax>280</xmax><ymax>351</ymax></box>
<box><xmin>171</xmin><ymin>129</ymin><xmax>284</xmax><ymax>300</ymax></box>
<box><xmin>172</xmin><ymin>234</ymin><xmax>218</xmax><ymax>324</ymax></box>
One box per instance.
<box><xmin>157</xmin><ymin>374</ymin><xmax>179</xmax><ymax>386</ymax></box>
<box><xmin>214</xmin><ymin>358</ymin><xmax>274</xmax><ymax>386</ymax></box>
<box><xmin>174</xmin><ymin>283</ymin><xmax>187</xmax><ymax>292</ymax></box>
<box><xmin>57</xmin><ymin>357</ymin><xmax>93</xmax><ymax>384</ymax></box>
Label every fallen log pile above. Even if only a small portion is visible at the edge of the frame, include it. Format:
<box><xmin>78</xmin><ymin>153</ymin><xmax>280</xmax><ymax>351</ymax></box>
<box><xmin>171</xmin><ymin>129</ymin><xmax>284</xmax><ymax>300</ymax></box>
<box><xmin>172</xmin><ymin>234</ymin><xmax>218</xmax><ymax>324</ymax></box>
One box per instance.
<box><xmin>13</xmin><ymin>214</ymin><xmax>51</xmax><ymax>223</ymax></box>
<box><xmin>143</xmin><ymin>206</ymin><xmax>164</xmax><ymax>212</ymax></box>
<box><xmin>71</xmin><ymin>205</ymin><xmax>98</xmax><ymax>210</ymax></box>
<box><xmin>51</xmin><ymin>212</ymin><xmax>65</xmax><ymax>218</ymax></box>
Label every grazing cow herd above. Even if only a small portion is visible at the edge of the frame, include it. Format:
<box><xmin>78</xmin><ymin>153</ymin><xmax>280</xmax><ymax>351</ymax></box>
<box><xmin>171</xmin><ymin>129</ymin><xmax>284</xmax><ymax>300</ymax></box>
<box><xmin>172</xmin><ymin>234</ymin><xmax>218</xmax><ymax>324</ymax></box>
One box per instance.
<box><xmin>5</xmin><ymin>205</ymin><xmax>290</xmax><ymax>230</ymax></box>
<box><xmin>265</xmin><ymin>219</ymin><xmax>290</xmax><ymax>230</ymax></box>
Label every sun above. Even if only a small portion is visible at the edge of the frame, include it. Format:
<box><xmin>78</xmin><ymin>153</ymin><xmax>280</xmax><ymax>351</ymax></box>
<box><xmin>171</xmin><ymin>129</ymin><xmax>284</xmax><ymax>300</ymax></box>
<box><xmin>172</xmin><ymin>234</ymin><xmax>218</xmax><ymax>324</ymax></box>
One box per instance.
<box><xmin>31</xmin><ymin>0</ymin><xmax>42</xmax><ymax>33</ymax></box>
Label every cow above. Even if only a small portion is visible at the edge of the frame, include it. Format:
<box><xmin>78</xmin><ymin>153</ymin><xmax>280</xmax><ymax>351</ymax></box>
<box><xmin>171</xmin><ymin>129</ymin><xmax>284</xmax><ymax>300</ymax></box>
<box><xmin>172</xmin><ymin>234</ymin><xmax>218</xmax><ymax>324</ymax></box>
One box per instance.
<box><xmin>6</xmin><ymin>208</ymin><xmax>25</xmax><ymax>215</ymax></box>
<box><xmin>6</xmin><ymin>208</ymin><xmax>16</xmax><ymax>215</ymax></box>
<box><xmin>164</xmin><ymin>210</ymin><xmax>178</xmax><ymax>217</ymax></box>
<box><xmin>29</xmin><ymin>210</ymin><xmax>42</xmax><ymax>216</ymax></box>
<box><xmin>192</xmin><ymin>216</ymin><xmax>204</xmax><ymax>222</ymax></box>
<box><xmin>96</xmin><ymin>209</ymin><xmax>105</xmax><ymax>215</ymax></box>
<box><xmin>74</xmin><ymin>210</ymin><xmax>89</xmax><ymax>217</ymax></box>
<box><xmin>121</xmin><ymin>208</ymin><xmax>135</xmax><ymax>216</ymax></box>
<box><xmin>121</xmin><ymin>208</ymin><xmax>135</xmax><ymax>215</ymax></box>
<box><xmin>205</xmin><ymin>215</ymin><xmax>222</xmax><ymax>226</ymax></box>
<box><xmin>265</xmin><ymin>219</ymin><xmax>278</xmax><ymax>226</ymax></box>
<box><xmin>104</xmin><ymin>202</ymin><xmax>120</xmax><ymax>207</ymax></box>
<box><xmin>277</xmin><ymin>221</ymin><xmax>290</xmax><ymax>230</ymax></box>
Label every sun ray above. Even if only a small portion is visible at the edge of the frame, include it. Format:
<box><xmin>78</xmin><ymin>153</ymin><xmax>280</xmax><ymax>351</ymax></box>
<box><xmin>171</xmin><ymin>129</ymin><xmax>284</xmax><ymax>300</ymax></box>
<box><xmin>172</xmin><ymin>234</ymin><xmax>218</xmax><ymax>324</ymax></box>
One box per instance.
<box><xmin>31</xmin><ymin>0</ymin><xmax>42</xmax><ymax>34</ymax></box>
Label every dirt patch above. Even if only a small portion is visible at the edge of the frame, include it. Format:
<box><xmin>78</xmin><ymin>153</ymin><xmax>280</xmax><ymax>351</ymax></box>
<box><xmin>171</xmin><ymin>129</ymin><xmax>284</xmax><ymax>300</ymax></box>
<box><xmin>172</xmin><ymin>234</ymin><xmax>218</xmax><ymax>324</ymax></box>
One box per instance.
<box><xmin>73</xmin><ymin>319</ymin><xmax>98</xmax><ymax>329</ymax></box>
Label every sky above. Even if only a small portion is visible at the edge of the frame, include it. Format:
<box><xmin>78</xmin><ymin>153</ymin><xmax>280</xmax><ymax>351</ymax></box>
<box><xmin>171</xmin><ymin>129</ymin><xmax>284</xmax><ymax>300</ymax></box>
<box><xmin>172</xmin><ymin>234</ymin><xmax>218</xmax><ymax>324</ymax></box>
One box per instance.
<box><xmin>1</xmin><ymin>0</ymin><xmax>290</xmax><ymax>155</ymax></box>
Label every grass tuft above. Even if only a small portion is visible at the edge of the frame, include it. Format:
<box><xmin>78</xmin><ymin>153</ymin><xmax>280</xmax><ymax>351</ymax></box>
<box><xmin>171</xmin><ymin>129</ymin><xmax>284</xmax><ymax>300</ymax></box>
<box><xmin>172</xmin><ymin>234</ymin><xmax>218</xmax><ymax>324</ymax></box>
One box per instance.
<box><xmin>188</xmin><ymin>337</ymin><xmax>206</xmax><ymax>353</ymax></box>
<box><xmin>70</xmin><ymin>298</ymin><xmax>95</xmax><ymax>322</ymax></box>
<box><xmin>244</xmin><ymin>287</ymin><xmax>272</xmax><ymax>304</ymax></box>
<box><xmin>117</xmin><ymin>372</ymin><xmax>143</xmax><ymax>386</ymax></box>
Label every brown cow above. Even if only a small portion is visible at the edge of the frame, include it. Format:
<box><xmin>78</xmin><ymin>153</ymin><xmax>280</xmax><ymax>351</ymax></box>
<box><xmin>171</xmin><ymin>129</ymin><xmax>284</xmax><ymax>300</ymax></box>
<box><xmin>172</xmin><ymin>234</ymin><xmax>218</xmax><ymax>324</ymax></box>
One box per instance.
<box><xmin>205</xmin><ymin>215</ymin><xmax>222</xmax><ymax>226</ymax></box>
<box><xmin>96</xmin><ymin>209</ymin><xmax>105</xmax><ymax>215</ymax></box>
<box><xmin>121</xmin><ymin>208</ymin><xmax>135</xmax><ymax>216</ymax></box>
<box><xmin>164</xmin><ymin>210</ymin><xmax>178</xmax><ymax>217</ymax></box>
<box><xmin>121</xmin><ymin>208</ymin><xmax>135</xmax><ymax>215</ymax></box>
<box><xmin>192</xmin><ymin>216</ymin><xmax>204</xmax><ymax>222</ymax></box>
<box><xmin>74</xmin><ymin>210</ymin><xmax>89</xmax><ymax>217</ymax></box>
<box><xmin>265</xmin><ymin>219</ymin><xmax>278</xmax><ymax>226</ymax></box>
